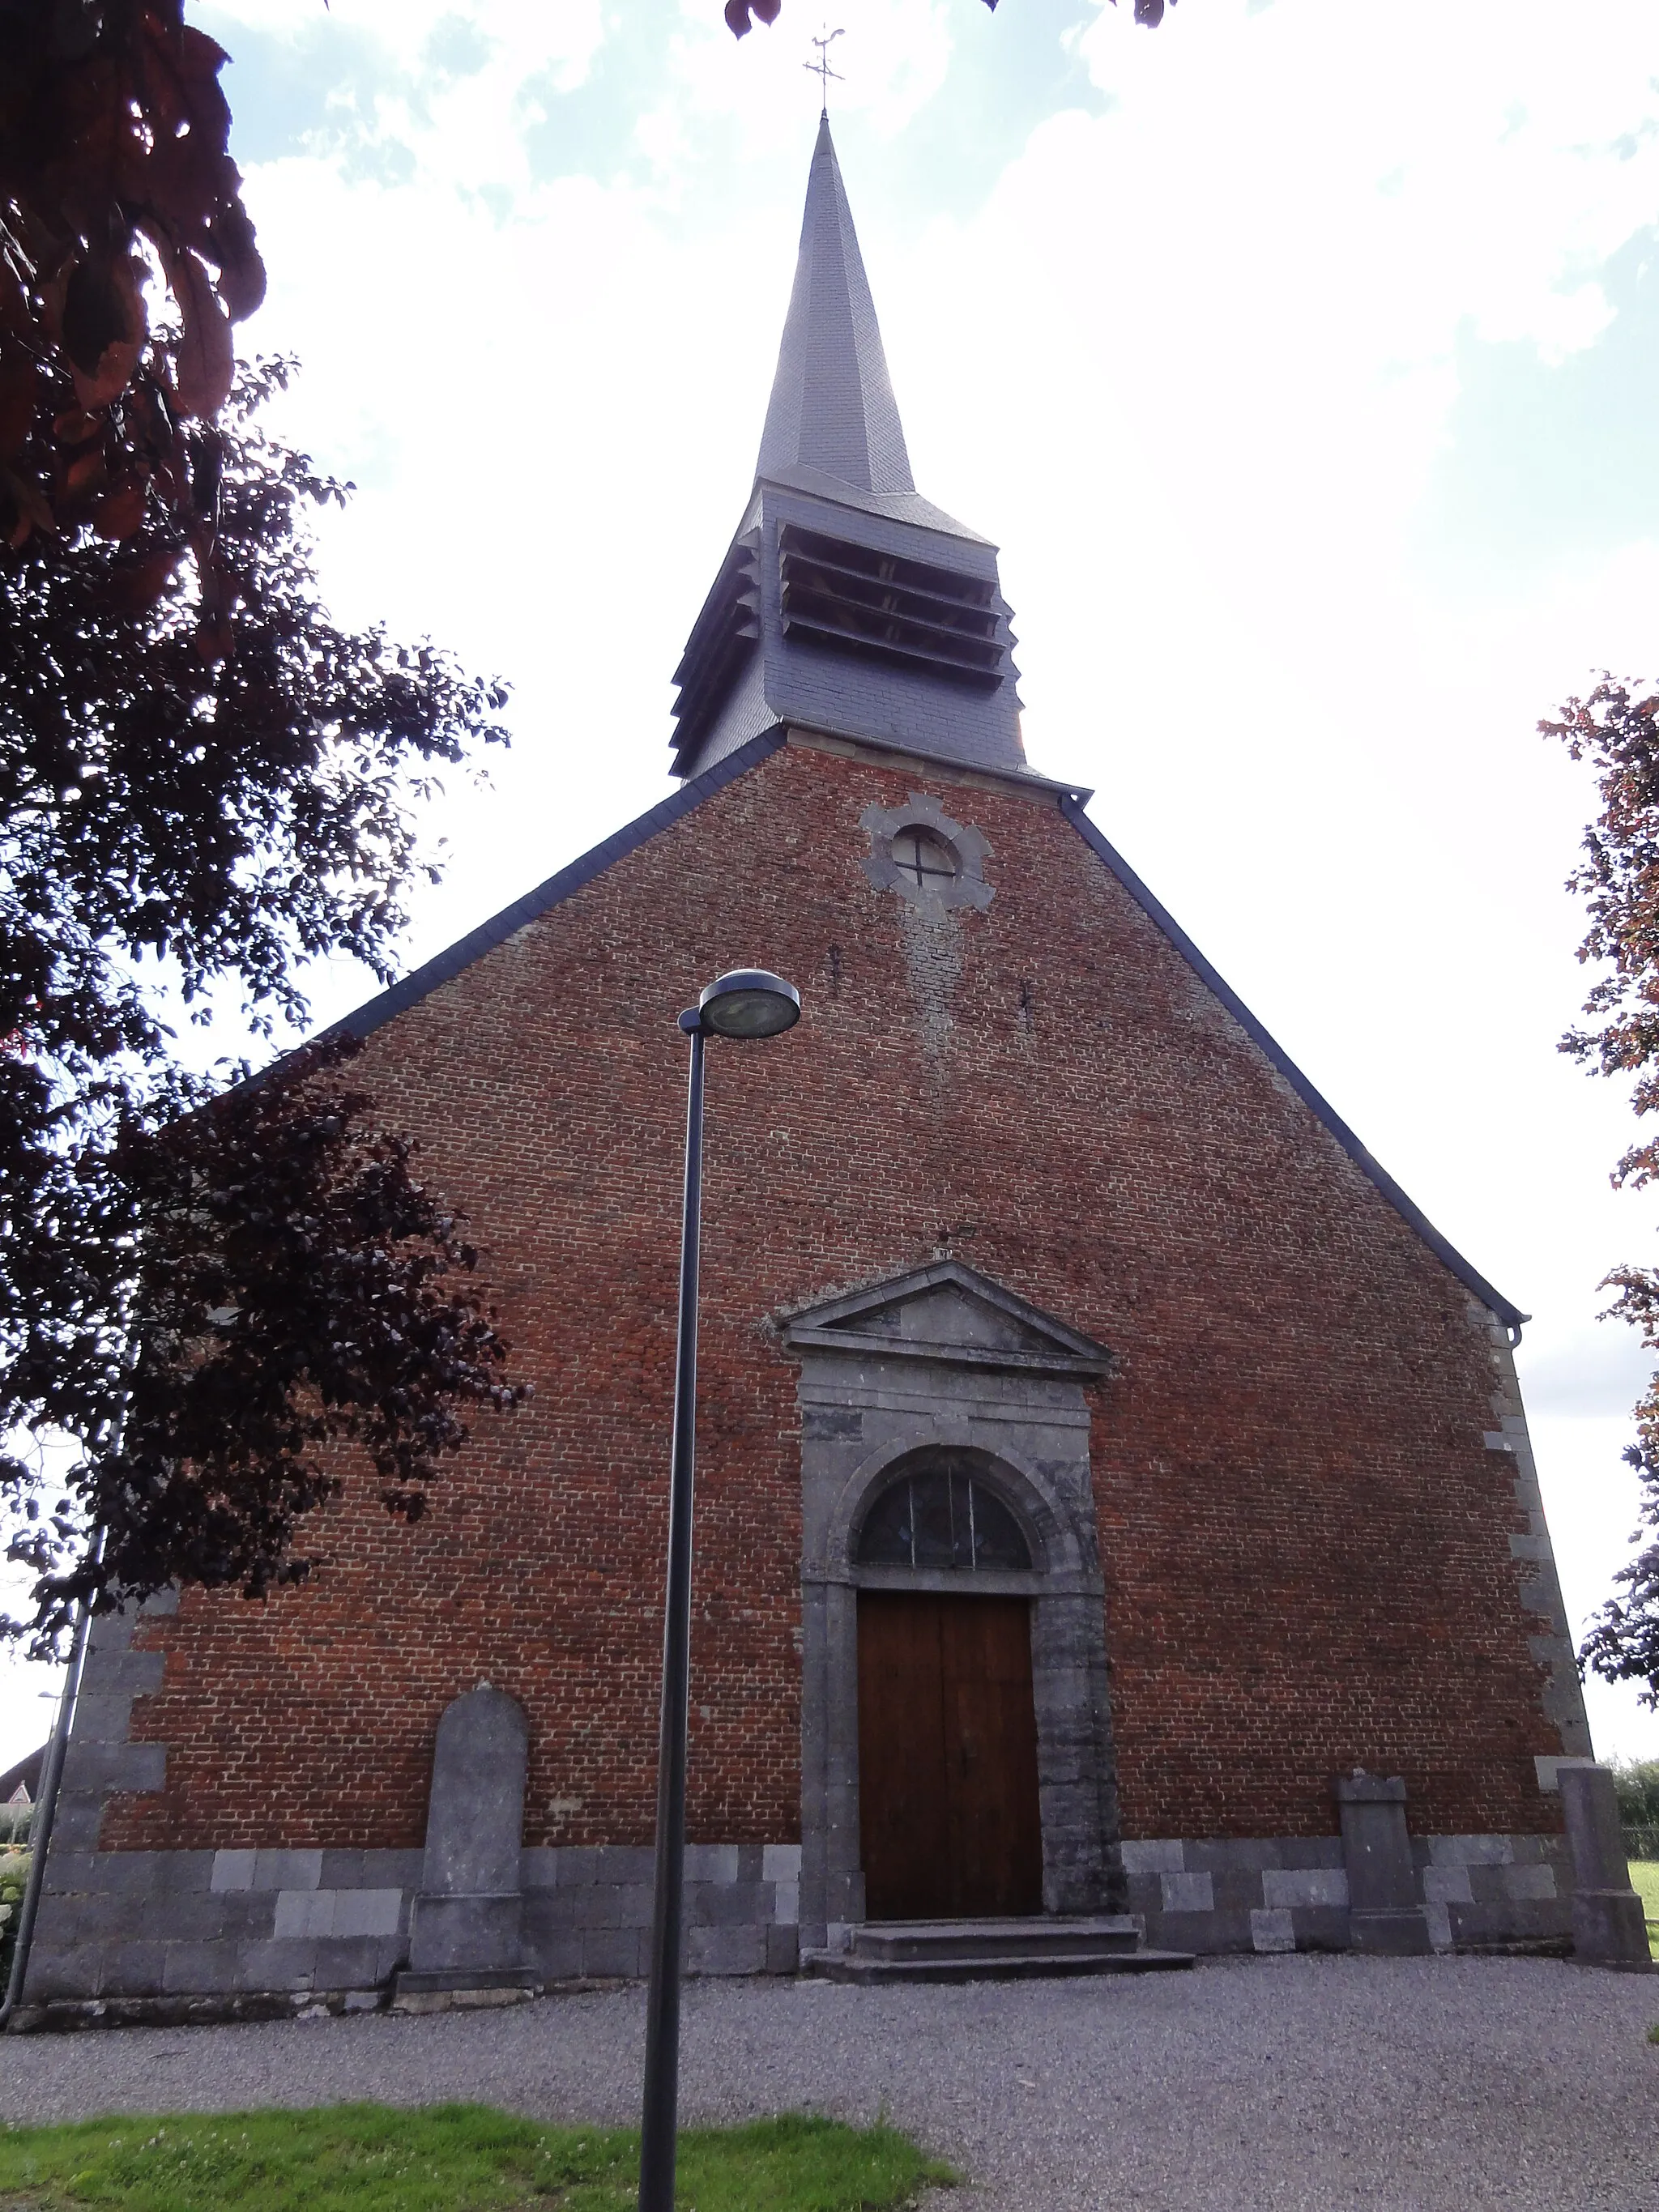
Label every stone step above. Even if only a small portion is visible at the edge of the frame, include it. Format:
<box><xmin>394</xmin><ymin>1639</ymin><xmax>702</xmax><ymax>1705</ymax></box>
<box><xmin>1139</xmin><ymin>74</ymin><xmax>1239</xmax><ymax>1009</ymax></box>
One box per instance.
<box><xmin>851</xmin><ymin>1915</ymin><xmax>1143</xmax><ymax>1963</ymax></box>
<box><xmin>809</xmin><ymin>1946</ymin><xmax>1194</xmax><ymax>1986</ymax></box>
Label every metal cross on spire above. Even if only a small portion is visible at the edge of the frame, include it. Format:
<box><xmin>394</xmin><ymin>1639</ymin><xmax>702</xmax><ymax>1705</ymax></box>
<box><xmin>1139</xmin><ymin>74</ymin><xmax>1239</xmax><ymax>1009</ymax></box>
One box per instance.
<box><xmin>804</xmin><ymin>25</ymin><xmax>844</xmax><ymax>111</ymax></box>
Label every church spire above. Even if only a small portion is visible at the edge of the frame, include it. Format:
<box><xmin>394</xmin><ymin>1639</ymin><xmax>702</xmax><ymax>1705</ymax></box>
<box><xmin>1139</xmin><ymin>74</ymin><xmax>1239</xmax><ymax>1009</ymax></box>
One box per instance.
<box><xmin>669</xmin><ymin>121</ymin><xmax>1026</xmax><ymax>784</ymax></box>
<box><xmin>753</xmin><ymin>113</ymin><xmax>915</xmax><ymax>497</ymax></box>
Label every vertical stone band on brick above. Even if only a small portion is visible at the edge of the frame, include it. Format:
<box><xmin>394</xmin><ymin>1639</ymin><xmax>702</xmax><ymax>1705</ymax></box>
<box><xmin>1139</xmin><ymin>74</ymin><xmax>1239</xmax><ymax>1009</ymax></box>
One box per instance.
<box><xmin>1559</xmin><ymin>1762</ymin><xmax>1653</xmax><ymax>1972</ymax></box>
<box><xmin>394</xmin><ymin>1685</ymin><xmax>538</xmax><ymax>2009</ymax></box>
<box><xmin>1333</xmin><ymin>1771</ymin><xmax>1431</xmax><ymax>1955</ymax></box>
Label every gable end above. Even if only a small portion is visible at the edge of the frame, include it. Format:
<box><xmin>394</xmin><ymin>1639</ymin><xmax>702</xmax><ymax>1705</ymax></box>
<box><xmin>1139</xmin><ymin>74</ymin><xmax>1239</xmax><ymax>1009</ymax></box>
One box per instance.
<box><xmin>1060</xmin><ymin>795</ymin><xmax>1525</xmax><ymax>1333</ymax></box>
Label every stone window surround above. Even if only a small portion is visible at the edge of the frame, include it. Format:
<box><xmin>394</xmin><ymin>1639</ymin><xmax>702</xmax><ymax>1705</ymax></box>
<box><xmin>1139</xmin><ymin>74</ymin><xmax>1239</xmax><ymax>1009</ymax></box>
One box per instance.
<box><xmin>860</xmin><ymin>792</ymin><xmax>994</xmax><ymax>917</ymax></box>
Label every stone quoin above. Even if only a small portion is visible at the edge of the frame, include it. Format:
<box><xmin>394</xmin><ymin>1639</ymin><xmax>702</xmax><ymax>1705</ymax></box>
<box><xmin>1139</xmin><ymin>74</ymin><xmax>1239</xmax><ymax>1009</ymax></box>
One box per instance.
<box><xmin>23</xmin><ymin>116</ymin><xmax>1591</xmax><ymax>2021</ymax></box>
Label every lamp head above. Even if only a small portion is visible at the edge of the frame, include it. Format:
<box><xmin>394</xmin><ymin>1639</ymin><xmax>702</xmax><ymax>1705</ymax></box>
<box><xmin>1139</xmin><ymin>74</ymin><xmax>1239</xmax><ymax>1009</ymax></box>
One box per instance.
<box><xmin>694</xmin><ymin>969</ymin><xmax>801</xmax><ymax>1040</ymax></box>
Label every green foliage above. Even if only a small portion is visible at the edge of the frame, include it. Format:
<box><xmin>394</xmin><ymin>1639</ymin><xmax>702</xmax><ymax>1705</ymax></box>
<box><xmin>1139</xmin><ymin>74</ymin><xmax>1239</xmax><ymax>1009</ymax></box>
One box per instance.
<box><xmin>0</xmin><ymin>1848</ymin><xmax>30</xmax><ymax>1990</ymax></box>
<box><xmin>1611</xmin><ymin>1758</ymin><xmax>1659</xmax><ymax>1827</ymax></box>
<box><xmin>0</xmin><ymin>2103</ymin><xmax>954</xmax><ymax>2212</ymax></box>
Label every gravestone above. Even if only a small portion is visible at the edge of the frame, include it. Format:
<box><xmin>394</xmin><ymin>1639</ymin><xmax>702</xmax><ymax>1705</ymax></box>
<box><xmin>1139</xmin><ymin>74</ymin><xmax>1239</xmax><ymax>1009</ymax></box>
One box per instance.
<box><xmin>1333</xmin><ymin>1770</ymin><xmax>1431</xmax><ymax>1954</ymax></box>
<box><xmin>394</xmin><ymin>1685</ymin><xmax>538</xmax><ymax>2007</ymax></box>
<box><xmin>1559</xmin><ymin>1762</ymin><xmax>1653</xmax><ymax>1971</ymax></box>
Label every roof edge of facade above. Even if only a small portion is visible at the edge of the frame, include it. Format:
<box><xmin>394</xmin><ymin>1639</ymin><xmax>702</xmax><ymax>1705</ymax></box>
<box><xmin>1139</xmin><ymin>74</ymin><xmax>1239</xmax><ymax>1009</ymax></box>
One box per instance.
<box><xmin>329</xmin><ymin>727</ymin><xmax>789</xmax><ymax>1048</ymax></box>
<box><xmin>784</xmin><ymin>726</ymin><xmax>1092</xmax><ymax>804</ymax></box>
<box><xmin>1059</xmin><ymin>796</ymin><xmax>1527</xmax><ymax>1333</ymax></box>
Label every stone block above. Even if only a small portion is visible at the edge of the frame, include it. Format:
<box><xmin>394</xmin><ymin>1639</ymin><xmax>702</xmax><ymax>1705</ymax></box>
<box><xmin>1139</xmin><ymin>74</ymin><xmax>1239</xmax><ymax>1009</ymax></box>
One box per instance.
<box><xmin>1263</xmin><ymin>1868</ymin><xmax>1348</xmax><ymax>1911</ymax></box>
<box><xmin>275</xmin><ymin>1890</ymin><xmax>335</xmax><ymax>1940</ymax></box>
<box><xmin>62</xmin><ymin>1742</ymin><xmax>165</xmax><ymax>1794</ymax></box>
<box><xmin>41</xmin><ymin>1852</ymin><xmax>100</xmax><ymax>1894</ymax></box>
<box><xmin>97</xmin><ymin>1939</ymin><xmax>172</xmax><ymax>1996</ymax></box>
<box><xmin>527</xmin><ymin>1931</ymin><xmax>585</xmax><ymax>1983</ymax></box>
<box><xmin>1185</xmin><ymin>1837</ymin><xmax>1273</xmax><ymax>1874</ymax></box>
<box><xmin>254</xmin><ymin>1849</ymin><xmax>322</xmax><ymax>1893</ymax></box>
<box><xmin>1278</xmin><ymin>1838</ymin><xmax>1345</xmax><ymax>1871</ymax></box>
<box><xmin>1159</xmin><ymin>1908</ymin><xmax>1249</xmax><ymax>1954</ymax></box>
<box><xmin>330</xmin><ymin>1889</ymin><xmax>403</xmax><ymax>1939</ymax></box>
<box><xmin>1123</xmin><ymin>1873</ymin><xmax>1162</xmax><ymax>1918</ymax></box>
<box><xmin>234</xmin><ymin>1939</ymin><xmax>318</xmax><ymax>1993</ymax></box>
<box><xmin>1289</xmin><ymin>1905</ymin><xmax>1350</xmax><ymax>1952</ymax></box>
<box><xmin>763</xmin><ymin>1843</ymin><xmax>803</xmax><ymax>1883</ymax></box>
<box><xmin>684</xmin><ymin>1844</ymin><xmax>740</xmax><ymax>1883</ymax></box>
<box><xmin>161</xmin><ymin>1941</ymin><xmax>235</xmax><ymax>1994</ymax></box>
<box><xmin>1251</xmin><ymin>1908</ymin><xmax>1295</xmax><ymax>1954</ymax></box>
<box><xmin>23</xmin><ymin>1943</ymin><xmax>104</xmax><ymax>2001</ymax></box>
<box><xmin>582</xmin><ymin>1883</ymin><xmax>652</xmax><ymax>1930</ymax></box>
<box><xmin>581</xmin><ymin>1928</ymin><xmax>643</xmax><ymax>1978</ymax></box>
<box><xmin>1428</xmin><ymin>1834</ymin><xmax>1512</xmax><ymax>1868</ymax></box>
<box><xmin>1206</xmin><ymin>1867</ymin><xmax>1269</xmax><ymax>1915</ymax></box>
<box><xmin>766</xmin><ymin>1924</ymin><xmax>800</xmax><ymax>1974</ymax></box>
<box><xmin>313</xmin><ymin>1937</ymin><xmax>400</xmax><ymax>1989</ymax></box>
<box><xmin>773</xmin><ymin>1882</ymin><xmax>800</xmax><ymax>1926</ymax></box>
<box><xmin>595</xmin><ymin>1845</ymin><xmax>657</xmax><ymax>1885</ymax></box>
<box><xmin>689</xmin><ymin>1923</ymin><xmax>766</xmax><ymax>1975</ymax></box>
<box><xmin>689</xmin><ymin>1880</ymin><xmax>768</xmax><ymax>1929</ymax></box>
<box><xmin>319</xmin><ymin>1850</ymin><xmax>367</xmax><ymax>1890</ymax></box>
<box><xmin>1447</xmin><ymin>1898</ymin><xmax>1572</xmax><ymax>1950</ymax></box>
<box><xmin>1119</xmin><ymin>1839</ymin><xmax>1183</xmax><ymax>1875</ymax></box>
<box><xmin>1493</xmin><ymin>1863</ymin><xmax>1557</xmax><ymax>1904</ymax></box>
<box><xmin>1422</xmin><ymin>1866</ymin><xmax>1473</xmax><ymax>1906</ymax></box>
<box><xmin>556</xmin><ymin>1847</ymin><xmax>602</xmax><ymax>1886</ymax></box>
<box><xmin>736</xmin><ymin>1844</ymin><xmax>765</xmax><ymax>1882</ymax></box>
<box><xmin>518</xmin><ymin>1848</ymin><xmax>560</xmax><ymax>1888</ymax></box>
<box><xmin>1159</xmin><ymin>1870</ymin><xmax>1213</xmax><ymax>1914</ymax></box>
<box><xmin>86</xmin><ymin>1852</ymin><xmax>162</xmax><ymax>1898</ymax></box>
<box><xmin>129</xmin><ymin>1891</ymin><xmax>229</xmax><ymax>1942</ymax></box>
<box><xmin>49</xmin><ymin>1798</ymin><xmax>108</xmax><ymax>1851</ymax></box>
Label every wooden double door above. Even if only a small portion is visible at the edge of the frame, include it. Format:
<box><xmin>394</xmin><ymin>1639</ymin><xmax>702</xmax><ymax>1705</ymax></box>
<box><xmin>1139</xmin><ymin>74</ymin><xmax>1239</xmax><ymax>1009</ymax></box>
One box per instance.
<box><xmin>857</xmin><ymin>1591</ymin><xmax>1043</xmax><ymax>1920</ymax></box>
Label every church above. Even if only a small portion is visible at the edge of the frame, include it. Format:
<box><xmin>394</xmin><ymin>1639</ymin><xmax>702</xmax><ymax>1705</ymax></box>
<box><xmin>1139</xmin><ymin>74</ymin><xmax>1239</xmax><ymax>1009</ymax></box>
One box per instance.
<box><xmin>27</xmin><ymin>117</ymin><xmax>1592</xmax><ymax>2018</ymax></box>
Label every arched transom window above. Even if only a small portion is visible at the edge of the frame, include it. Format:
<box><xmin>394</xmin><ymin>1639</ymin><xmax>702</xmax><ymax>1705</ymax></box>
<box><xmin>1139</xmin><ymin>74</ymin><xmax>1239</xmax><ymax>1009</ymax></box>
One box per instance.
<box><xmin>856</xmin><ymin>1451</ymin><xmax>1032</xmax><ymax>1572</ymax></box>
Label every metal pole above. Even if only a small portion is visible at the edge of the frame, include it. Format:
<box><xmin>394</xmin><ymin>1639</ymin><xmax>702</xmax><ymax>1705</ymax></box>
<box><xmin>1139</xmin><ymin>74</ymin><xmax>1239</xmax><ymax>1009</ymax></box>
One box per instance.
<box><xmin>1</xmin><ymin>1536</ymin><xmax>104</xmax><ymax>2032</ymax></box>
<box><xmin>638</xmin><ymin>1015</ymin><xmax>705</xmax><ymax>2212</ymax></box>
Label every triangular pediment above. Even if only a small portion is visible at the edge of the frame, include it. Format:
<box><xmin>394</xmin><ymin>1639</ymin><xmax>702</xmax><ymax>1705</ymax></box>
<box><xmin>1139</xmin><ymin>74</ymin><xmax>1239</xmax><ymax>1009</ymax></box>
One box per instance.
<box><xmin>778</xmin><ymin>1261</ymin><xmax>1111</xmax><ymax>1379</ymax></box>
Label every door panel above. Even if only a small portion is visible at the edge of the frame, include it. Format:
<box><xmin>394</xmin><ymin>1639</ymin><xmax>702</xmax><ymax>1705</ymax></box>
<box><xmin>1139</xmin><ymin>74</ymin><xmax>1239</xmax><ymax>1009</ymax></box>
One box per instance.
<box><xmin>858</xmin><ymin>1591</ymin><xmax>1043</xmax><ymax>1920</ymax></box>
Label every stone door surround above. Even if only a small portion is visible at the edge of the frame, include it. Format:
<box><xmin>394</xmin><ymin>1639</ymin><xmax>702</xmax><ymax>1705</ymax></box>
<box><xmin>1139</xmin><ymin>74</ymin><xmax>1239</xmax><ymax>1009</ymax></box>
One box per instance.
<box><xmin>778</xmin><ymin>1260</ymin><xmax>1125</xmax><ymax>1947</ymax></box>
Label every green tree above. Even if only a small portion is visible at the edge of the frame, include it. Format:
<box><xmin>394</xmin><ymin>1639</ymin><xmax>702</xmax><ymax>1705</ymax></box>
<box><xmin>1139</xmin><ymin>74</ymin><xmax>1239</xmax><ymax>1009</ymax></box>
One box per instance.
<box><xmin>1549</xmin><ymin>680</ymin><xmax>1659</xmax><ymax>1707</ymax></box>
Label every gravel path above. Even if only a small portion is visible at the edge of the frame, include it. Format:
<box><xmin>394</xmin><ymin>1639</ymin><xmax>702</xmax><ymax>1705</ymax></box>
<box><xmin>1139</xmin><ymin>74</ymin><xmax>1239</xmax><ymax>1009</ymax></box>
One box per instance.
<box><xmin>3</xmin><ymin>1956</ymin><xmax>1657</xmax><ymax>2210</ymax></box>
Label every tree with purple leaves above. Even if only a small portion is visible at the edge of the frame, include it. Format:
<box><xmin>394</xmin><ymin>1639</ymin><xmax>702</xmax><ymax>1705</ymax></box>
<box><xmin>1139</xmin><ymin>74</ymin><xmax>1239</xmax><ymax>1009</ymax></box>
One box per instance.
<box><xmin>1550</xmin><ymin>680</ymin><xmax>1659</xmax><ymax>1707</ymax></box>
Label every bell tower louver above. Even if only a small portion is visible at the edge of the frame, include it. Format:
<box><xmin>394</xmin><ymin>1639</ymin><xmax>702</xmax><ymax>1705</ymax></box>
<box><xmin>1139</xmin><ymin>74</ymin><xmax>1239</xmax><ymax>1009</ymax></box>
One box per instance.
<box><xmin>670</xmin><ymin>116</ymin><xmax>1026</xmax><ymax>781</ymax></box>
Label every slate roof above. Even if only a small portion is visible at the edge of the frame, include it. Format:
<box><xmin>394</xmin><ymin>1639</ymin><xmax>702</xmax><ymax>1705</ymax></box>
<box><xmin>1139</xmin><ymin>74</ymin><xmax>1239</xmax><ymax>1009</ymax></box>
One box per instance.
<box><xmin>324</xmin><ymin>732</ymin><xmax>1524</xmax><ymax>1332</ymax></box>
<box><xmin>670</xmin><ymin>116</ymin><xmax>1023</xmax><ymax>780</ymax></box>
<box><xmin>755</xmin><ymin>111</ymin><xmax>917</xmax><ymax>498</ymax></box>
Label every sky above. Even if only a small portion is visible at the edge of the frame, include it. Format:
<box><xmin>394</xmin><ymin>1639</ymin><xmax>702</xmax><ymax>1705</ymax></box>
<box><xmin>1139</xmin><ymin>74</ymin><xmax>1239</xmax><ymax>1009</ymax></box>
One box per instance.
<box><xmin>9</xmin><ymin>0</ymin><xmax>1659</xmax><ymax>1774</ymax></box>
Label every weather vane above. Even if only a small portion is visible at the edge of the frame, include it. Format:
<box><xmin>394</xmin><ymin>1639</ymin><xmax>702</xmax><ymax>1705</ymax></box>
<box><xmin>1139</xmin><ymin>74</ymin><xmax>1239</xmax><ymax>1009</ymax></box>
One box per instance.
<box><xmin>805</xmin><ymin>25</ymin><xmax>844</xmax><ymax>109</ymax></box>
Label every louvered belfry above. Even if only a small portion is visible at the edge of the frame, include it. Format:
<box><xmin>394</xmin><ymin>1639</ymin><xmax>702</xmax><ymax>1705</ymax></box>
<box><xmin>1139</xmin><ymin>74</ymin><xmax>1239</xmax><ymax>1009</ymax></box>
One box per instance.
<box><xmin>670</xmin><ymin>115</ymin><xmax>1025</xmax><ymax>781</ymax></box>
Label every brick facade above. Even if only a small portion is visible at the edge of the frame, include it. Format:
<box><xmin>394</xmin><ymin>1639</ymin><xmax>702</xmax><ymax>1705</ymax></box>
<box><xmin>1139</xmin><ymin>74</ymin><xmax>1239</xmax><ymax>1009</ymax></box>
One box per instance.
<box><xmin>95</xmin><ymin>733</ymin><xmax>1570</xmax><ymax>1865</ymax></box>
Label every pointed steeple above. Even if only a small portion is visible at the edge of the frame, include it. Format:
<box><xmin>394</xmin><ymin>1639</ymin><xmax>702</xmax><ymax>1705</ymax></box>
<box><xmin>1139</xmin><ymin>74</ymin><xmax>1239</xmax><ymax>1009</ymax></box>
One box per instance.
<box><xmin>754</xmin><ymin>113</ymin><xmax>915</xmax><ymax>497</ymax></box>
<box><xmin>669</xmin><ymin>121</ymin><xmax>1026</xmax><ymax>784</ymax></box>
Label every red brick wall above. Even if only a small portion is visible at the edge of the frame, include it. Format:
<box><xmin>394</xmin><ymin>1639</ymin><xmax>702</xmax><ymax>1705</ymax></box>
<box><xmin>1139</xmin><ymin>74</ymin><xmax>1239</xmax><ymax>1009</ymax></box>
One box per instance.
<box><xmin>104</xmin><ymin>737</ymin><xmax>1556</xmax><ymax>1852</ymax></box>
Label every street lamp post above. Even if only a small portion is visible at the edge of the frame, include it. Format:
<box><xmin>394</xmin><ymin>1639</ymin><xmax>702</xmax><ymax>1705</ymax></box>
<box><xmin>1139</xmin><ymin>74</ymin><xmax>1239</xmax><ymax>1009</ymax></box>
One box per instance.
<box><xmin>638</xmin><ymin>969</ymin><xmax>801</xmax><ymax>2212</ymax></box>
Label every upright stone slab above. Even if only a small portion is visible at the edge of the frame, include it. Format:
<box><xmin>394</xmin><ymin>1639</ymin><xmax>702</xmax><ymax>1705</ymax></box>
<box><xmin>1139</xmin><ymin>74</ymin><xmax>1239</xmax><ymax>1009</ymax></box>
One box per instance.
<box><xmin>1333</xmin><ymin>1771</ymin><xmax>1431</xmax><ymax>1954</ymax></box>
<box><xmin>396</xmin><ymin>1686</ymin><xmax>536</xmax><ymax>2006</ymax></box>
<box><xmin>1559</xmin><ymin>1762</ymin><xmax>1653</xmax><ymax>1971</ymax></box>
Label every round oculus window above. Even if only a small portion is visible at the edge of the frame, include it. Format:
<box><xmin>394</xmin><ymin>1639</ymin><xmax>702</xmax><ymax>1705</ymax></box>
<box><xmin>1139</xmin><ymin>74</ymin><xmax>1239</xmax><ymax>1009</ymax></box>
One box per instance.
<box><xmin>890</xmin><ymin>827</ymin><xmax>959</xmax><ymax>893</ymax></box>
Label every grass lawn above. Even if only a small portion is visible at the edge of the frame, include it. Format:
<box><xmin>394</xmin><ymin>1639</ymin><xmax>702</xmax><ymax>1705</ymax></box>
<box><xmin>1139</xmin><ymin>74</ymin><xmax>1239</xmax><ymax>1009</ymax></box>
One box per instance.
<box><xmin>0</xmin><ymin>2102</ymin><xmax>953</xmax><ymax>2212</ymax></box>
<box><xmin>1631</xmin><ymin>1860</ymin><xmax>1659</xmax><ymax>1963</ymax></box>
